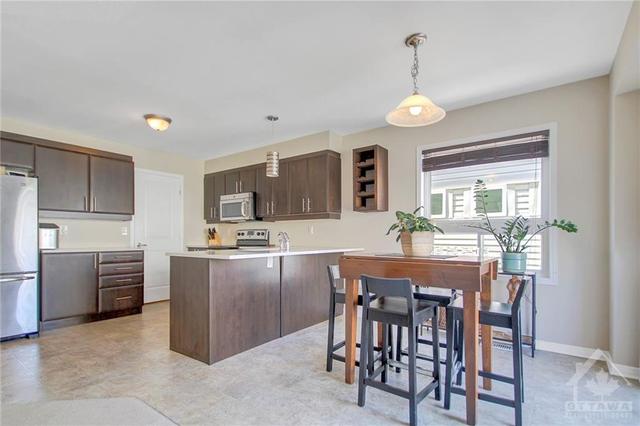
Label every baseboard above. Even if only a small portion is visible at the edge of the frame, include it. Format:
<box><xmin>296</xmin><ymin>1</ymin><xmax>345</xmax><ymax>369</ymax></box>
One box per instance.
<box><xmin>605</xmin><ymin>356</ymin><xmax>640</xmax><ymax>381</ymax></box>
<box><xmin>537</xmin><ymin>340</ymin><xmax>598</xmax><ymax>358</ymax></box>
<box><xmin>144</xmin><ymin>285</ymin><xmax>169</xmax><ymax>303</ymax></box>
<box><xmin>537</xmin><ymin>340</ymin><xmax>639</xmax><ymax>381</ymax></box>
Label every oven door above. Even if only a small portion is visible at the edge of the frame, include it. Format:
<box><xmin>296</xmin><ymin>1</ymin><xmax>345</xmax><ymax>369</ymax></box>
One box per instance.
<box><xmin>220</xmin><ymin>194</ymin><xmax>254</xmax><ymax>222</ymax></box>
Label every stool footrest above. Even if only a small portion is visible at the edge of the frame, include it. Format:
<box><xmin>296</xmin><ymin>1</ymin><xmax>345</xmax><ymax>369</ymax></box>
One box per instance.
<box><xmin>449</xmin><ymin>386</ymin><xmax>516</xmax><ymax>408</ymax></box>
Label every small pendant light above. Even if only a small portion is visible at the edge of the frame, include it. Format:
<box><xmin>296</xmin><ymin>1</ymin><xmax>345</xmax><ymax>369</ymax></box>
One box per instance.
<box><xmin>386</xmin><ymin>33</ymin><xmax>445</xmax><ymax>127</ymax></box>
<box><xmin>266</xmin><ymin>115</ymin><xmax>279</xmax><ymax>178</ymax></box>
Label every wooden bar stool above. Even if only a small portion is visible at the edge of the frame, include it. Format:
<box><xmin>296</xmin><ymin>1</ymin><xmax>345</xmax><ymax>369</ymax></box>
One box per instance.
<box><xmin>326</xmin><ymin>265</ymin><xmax>392</xmax><ymax>372</ymax></box>
<box><xmin>444</xmin><ymin>278</ymin><xmax>529</xmax><ymax>426</ymax></box>
<box><xmin>357</xmin><ymin>275</ymin><xmax>440</xmax><ymax>426</ymax></box>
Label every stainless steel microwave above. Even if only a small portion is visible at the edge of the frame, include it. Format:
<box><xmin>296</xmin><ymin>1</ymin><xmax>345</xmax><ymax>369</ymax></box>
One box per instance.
<box><xmin>220</xmin><ymin>192</ymin><xmax>255</xmax><ymax>222</ymax></box>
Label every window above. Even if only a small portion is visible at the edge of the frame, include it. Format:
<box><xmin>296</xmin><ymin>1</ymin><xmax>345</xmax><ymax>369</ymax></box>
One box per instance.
<box><xmin>420</xmin><ymin>128</ymin><xmax>554</xmax><ymax>280</ymax></box>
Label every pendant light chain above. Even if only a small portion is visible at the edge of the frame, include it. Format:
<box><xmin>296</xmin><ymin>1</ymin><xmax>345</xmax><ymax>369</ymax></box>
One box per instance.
<box><xmin>411</xmin><ymin>43</ymin><xmax>420</xmax><ymax>94</ymax></box>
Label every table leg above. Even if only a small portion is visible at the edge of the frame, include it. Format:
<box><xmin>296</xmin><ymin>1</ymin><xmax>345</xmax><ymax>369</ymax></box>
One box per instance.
<box><xmin>481</xmin><ymin>271</ymin><xmax>493</xmax><ymax>390</ymax></box>
<box><xmin>377</xmin><ymin>323</ymin><xmax>384</xmax><ymax>350</ymax></box>
<box><xmin>463</xmin><ymin>290</ymin><xmax>479</xmax><ymax>426</ymax></box>
<box><xmin>344</xmin><ymin>278</ymin><xmax>359</xmax><ymax>384</ymax></box>
<box><xmin>531</xmin><ymin>274</ymin><xmax>536</xmax><ymax>357</ymax></box>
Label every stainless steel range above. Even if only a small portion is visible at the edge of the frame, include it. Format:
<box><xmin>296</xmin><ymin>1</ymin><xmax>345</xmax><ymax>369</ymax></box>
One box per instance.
<box><xmin>235</xmin><ymin>229</ymin><xmax>270</xmax><ymax>247</ymax></box>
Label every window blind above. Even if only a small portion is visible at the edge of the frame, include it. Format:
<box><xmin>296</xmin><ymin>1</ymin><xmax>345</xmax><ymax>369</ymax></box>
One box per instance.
<box><xmin>422</xmin><ymin>130</ymin><xmax>549</xmax><ymax>172</ymax></box>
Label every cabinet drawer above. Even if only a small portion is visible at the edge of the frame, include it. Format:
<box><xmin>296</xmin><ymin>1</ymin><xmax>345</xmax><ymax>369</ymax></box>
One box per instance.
<box><xmin>99</xmin><ymin>251</ymin><xmax>143</xmax><ymax>264</ymax></box>
<box><xmin>99</xmin><ymin>273</ymin><xmax>144</xmax><ymax>289</ymax></box>
<box><xmin>99</xmin><ymin>262</ymin><xmax>143</xmax><ymax>276</ymax></box>
<box><xmin>99</xmin><ymin>285</ymin><xmax>143</xmax><ymax>313</ymax></box>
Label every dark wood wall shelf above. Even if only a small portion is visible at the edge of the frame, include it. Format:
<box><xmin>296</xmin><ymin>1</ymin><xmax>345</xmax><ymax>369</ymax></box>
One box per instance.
<box><xmin>353</xmin><ymin>145</ymin><xmax>388</xmax><ymax>212</ymax></box>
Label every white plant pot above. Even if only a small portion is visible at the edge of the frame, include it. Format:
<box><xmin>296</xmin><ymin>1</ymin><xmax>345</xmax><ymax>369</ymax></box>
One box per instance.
<box><xmin>400</xmin><ymin>231</ymin><xmax>434</xmax><ymax>257</ymax></box>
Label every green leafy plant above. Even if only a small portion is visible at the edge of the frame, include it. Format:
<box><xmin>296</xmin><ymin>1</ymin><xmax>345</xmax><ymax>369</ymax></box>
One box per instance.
<box><xmin>386</xmin><ymin>207</ymin><xmax>444</xmax><ymax>242</ymax></box>
<box><xmin>468</xmin><ymin>179</ymin><xmax>577</xmax><ymax>252</ymax></box>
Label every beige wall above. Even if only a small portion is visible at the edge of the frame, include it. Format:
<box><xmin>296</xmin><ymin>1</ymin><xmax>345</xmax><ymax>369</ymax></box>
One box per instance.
<box><xmin>0</xmin><ymin>117</ymin><xmax>205</xmax><ymax>248</ymax></box>
<box><xmin>206</xmin><ymin>76</ymin><xmax>611</xmax><ymax>351</ymax></box>
<box><xmin>608</xmin><ymin>1</ymin><xmax>640</xmax><ymax>371</ymax></box>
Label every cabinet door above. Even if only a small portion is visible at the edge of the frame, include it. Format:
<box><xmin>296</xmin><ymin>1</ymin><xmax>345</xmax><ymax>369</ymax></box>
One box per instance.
<box><xmin>90</xmin><ymin>156</ymin><xmax>134</xmax><ymax>214</ymax></box>
<box><xmin>239</xmin><ymin>167</ymin><xmax>256</xmax><ymax>193</ymax></box>
<box><xmin>204</xmin><ymin>174</ymin><xmax>215</xmax><ymax>221</ymax></box>
<box><xmin>224</xmin><ymin>171</ymin><xmax>239</xmax><ymax>194</ymax></box>
<box><xmin>306</xmin><ymin>155</ymin><xmax>328</xmax><ymax>213</ymax></box>
<box><xmin>255</xmin><ymin>165</ymin><xmax>270</xmax><ymax>217</ymax></box>
<box><xmin>272</xmin><ymin>161</ymin><xmax>289</xmax><ymax>216</ymax></box>
<box><xmin>41</xmin><ymin>253</ymin><xmax>98</xmax><ymax>321</ymax></box>
<box><xmin>213</xmin><ymin>173</ymin><xmax>225</xmax><ymax>221</ymax></box>
<box><xmin>288</xmin><ymin>158</ymin><xmax>307</xmax><ymax>214</ymax></box>
<box><xmin>0</xmin><ymin>139</ymin><xmax>34</xmax><ymax>170</ymax></box>
<box><xmin>35</xmin><ymin>146</ymin><xmax>89</xmax><ymax>212</ymax></box>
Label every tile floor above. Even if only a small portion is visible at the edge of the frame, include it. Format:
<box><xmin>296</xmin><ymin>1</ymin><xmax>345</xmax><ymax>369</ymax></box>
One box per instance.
<box><xmin>1</xmin><ymin>302</ymin><xmax>638</xmax><ymax>425</ymax></box>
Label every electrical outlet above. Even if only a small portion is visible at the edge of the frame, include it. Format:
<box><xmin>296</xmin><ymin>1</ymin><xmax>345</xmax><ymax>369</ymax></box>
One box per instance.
<box><xmin>60</xmin><ymin>225</ymin><xmax>68</xmax><ymax>235</ymax></box>
<box><xmin>121</xmin><ymin>226</ymin><xmax>129</xmax><ymax>236</ymax></box>
<box><xmin>309</xmin><ymin>225</ymin><xmax>315</xmax><ymax>235</ymax></box>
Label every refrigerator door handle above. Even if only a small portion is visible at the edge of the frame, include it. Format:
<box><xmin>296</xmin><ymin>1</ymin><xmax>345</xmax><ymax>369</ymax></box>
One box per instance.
<box><xmin>0</xmin><ymin>275</ymin><xmax>36</xmax><ymax>283</ymax></box>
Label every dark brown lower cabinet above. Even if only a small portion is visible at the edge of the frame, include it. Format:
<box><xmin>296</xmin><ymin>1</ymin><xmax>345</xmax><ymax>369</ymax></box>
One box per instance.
<box><xmin>41</xmin><ymin>252</ymin><xmax>98</xmax><ymax>322</ymax></box>
<box><xmin>280</xmin><ymin>253</ymin><xmax>341</xmax><ymax>336</ymax></box>
<box><xmin>41</xmin><ymin>250</ymin><xmax>144</xmax><ymax>329</ymax></box>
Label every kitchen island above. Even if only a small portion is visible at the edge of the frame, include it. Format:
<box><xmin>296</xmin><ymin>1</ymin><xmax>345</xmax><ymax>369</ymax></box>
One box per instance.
<box><xmin>168</xmin><ymin>247</ymin><xmax>361</xmax><ymax>364</ymax></box>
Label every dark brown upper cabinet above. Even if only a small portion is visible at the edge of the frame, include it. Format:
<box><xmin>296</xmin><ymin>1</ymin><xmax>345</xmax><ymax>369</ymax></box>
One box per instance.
<box><xmin>0</xmin><ymin>138</ymin><xmax>34</xmax><ymax>170</ymax></box>
<box><xmin>90</xmin><ymin>156</ymin><xmax>134</xmax><ymax>215</ymax></box>
<box><xmin>239</xmin><ymin>168</ymin><xmax>256</xmax><ymax>193</ymax></box>
<box><xmin>286</xmin><ymin>151</ymin><xmax>340</xmax><ymax>219</ymax></box>
<box><xmin>36</xmin><ymin>146</ymin><xmax>90</xmax><ymax>212</ymax></box>
<box><xmin>204</xmin><ymin>172</ymin><xmax>225</xmax><ymax>223</ymax></box>
<box><xmin>256</xmin><ymin>162</ymin><xmax>289</xmax><ymax>219</ymax></box>
<box><xmin>224</xmin><ymin>171</ymin><xmax>239</xmax><ymax>194</ymax></box>
<box><xmin>2</xmin><ymin>131</ymin><xmax>134</xmax><ymax>219</ymax></box>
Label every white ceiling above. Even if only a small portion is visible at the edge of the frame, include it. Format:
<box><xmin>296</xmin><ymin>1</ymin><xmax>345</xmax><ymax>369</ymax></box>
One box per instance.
<box><xmin>0</xmin><ymin>1</ymin><xmax>632</xmax><ymax>159</ymax></box>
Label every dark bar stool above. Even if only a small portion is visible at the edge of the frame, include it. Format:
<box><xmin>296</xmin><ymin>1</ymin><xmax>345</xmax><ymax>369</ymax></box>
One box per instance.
<box><xmin>396</xmin><ymin>287</ymin><xmax>458</xmax><ymax>372</ymax></box>
<box><xmin>358</xmin><ymin>275</ymin><xmax>440</xmax><ymax>426</ymax></box>
<box><xmin>444</xmin><ymin>278</ymin><xmax>529</xmax><ymax>426</ymax></box>
<box><xmin>326</xmin><ymin>265</ymin><xmax>393</xmax><ymax>372</ymax></box>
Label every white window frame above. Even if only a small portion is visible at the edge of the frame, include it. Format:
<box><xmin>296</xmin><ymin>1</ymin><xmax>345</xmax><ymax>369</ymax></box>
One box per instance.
<box><xmin>416</xmin><ymin>123</ymin><xmax>558</xmax><ymax>285</ymax></box>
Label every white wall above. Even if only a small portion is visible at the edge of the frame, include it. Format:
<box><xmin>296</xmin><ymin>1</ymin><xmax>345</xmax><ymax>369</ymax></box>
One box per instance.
<box><xmin>608</xmin><ymin>1</ymin><xmax>639</xmax><ymax>372</ymax></box>
<box><xmin>0</xmin><ymin>117</ymin><xmax>206</xmax><ymax>248</ymax></box>
<box><xmin>206</xmin><ymin>76</ymin><xmax>611</xmax><ymax>352</ymax></box>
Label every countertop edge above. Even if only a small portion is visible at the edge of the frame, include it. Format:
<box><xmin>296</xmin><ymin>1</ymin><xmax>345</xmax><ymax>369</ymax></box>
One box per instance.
<box><xmin>166</xmin><ymin>247</ymin><xmax>363</xmax><ymax>260</ymax></box>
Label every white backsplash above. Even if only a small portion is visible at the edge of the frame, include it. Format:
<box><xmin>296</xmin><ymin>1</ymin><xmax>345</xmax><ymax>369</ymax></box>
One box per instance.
<box><xmin>43</xmin><ymin>218</ymin><xmax>132</xmax><ymax>248</ymax></box>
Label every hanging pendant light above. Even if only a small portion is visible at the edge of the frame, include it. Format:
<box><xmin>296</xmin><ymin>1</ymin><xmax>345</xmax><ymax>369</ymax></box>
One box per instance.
<box><xmin>386</xmin><ymin>33</ymin><xmax>445</xmax><ymax>127</ymax></box>
<box><xmin>266</xmin><ymin>115</ymin><xmax>279</xmax><ymax>177</ymax></box>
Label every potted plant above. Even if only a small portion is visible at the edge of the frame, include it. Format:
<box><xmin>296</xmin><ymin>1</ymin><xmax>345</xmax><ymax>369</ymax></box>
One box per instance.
<box><xmin>469</xmin><ymin>179</ymin><xmax>577</xmax><ymax>273</ymax></box>
<box><xmin>386</xmin><ymin>207</ymin><xmax>444</xmax><ymax>257</ymax></box>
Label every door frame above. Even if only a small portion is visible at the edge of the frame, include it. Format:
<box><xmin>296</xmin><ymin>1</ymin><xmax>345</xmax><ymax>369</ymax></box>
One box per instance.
<box><xmin>131</xmin><ymin>168</ymin><xmax>184</xmax><ymax>303</ymax></box>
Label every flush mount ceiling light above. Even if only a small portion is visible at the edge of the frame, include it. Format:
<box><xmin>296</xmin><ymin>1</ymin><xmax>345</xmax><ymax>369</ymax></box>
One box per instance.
<box><xmin>144</xmin><ymin>114</ymin><xmax>172</xmax><ymax>131</ymax></box>
<box><xmin>386</xmin><ymin>33</ymin><xmax>446</xmax><ymax>127</ymax></box>
<box><xmin>266</xmin><ymin>115</ymin><xmax>280</xmax><ymax>178</ymax></box>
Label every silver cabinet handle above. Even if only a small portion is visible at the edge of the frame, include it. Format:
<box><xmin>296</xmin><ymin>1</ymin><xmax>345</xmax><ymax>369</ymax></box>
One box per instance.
<box><xmin>210</xmin><ymin>207</ymin><xmax>213</xmax><ymax>217</ymax></box>
<box><xmin>115</xmin><ymin>296</ymin><xmax>133</xmax><ymax>301</ymax></box>
<box><xmin>115</xmin><ymin>278</ymin><xmax>133</xmax><ymax>283</ymax></box>
<box><xmin>271</xmin><ymin>201</ymin><xmax>275</xmax><ymax>215</ymax></box>
<box><xmin>266</xmin><ymin>201</ymin><xmax>270</xmax><ymax>216</ymax></box>
<box><xmin>307</xmin><ymin>197</ymin><xmax>311</xmax><ymax>212</ymax></box>
<box><xmin>235</xmin><ymin>181</ymin><xmax>238</xmax><ymax>193</ymax></box>
<box><xmin>115</xmin><ymin>267</ymin><xmax>133</xmax><ymax>271</ymax></box>
<box><xmin>302</xmin><ymin>198</ymin><xmax>305</xmax><ymax>212</ymax></box>
<box><xmin>0</xmin><ymin>275</ymin><xmax>36</xmax><ymax>283</ymax></box>
<box><xmin>114</xmin><ymin>256</ymin><xmax>132</xmax><ymax>259</ymax></box>
<box><xmin>93</xmin><ymin>197</ymin><xmax>97</xmax><ymax>211</ymax></box>
<box><xmin>93</xmin><ymin>253</ymin><xmax>97</xmax><ymax>269</ymax></box>
<box><xmin>239</xmin><ymin>181</ymin><xmax>243</xmax><ymax>192</ymax></box>
<box><xmin>83</xmin><ymin>196</ymin><xmax>88</xmax><ymax>211</ymax></box>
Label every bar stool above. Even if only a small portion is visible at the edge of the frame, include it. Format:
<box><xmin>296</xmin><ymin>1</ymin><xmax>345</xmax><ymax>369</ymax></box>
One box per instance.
<box><xmin>444</xmin><ymin>278</ymin><xmax>529</xmax><ymax>426</ymax></box>
<box><xmin>396</xmin><ymin>287</ymin><xmax>458</xmax><ymax>372</ymax></box>
<box><xmin>358</xmin><ymin>275</ymin><xmax>440</xmax><ymax>426</ymax></box>
<box><xmin>326</xmin><ymin>265</ymin><xmax>393</xmax><ymax>372</ymax></box>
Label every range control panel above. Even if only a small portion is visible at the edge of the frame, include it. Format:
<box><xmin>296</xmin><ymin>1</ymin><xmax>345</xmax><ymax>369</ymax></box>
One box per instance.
<box><xmin>236</xmin><ymin>229</ymin><xmax>270</xmax><ymax>246</ymax></box>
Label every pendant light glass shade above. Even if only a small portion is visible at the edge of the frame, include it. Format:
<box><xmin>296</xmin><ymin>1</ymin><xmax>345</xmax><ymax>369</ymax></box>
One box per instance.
<box><xmin>266</xmin><ymin>151</ymin><xmax>279</xmax><ymax>177</ymax></box>
<box><xmin>385</xmin><ymin>93</ymin><xmax>446</xmax><ymax>127</ymax></box>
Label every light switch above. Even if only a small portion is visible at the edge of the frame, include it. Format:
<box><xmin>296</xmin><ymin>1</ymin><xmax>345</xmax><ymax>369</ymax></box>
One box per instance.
<box><xmin>266</xmin><ymin>257</ymin><xmax>274</xmax><ymax>268</ymax></box>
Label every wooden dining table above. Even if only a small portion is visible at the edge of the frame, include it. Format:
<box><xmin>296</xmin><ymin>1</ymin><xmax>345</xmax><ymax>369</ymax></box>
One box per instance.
<box><xmin>339</xmin><ymin>253</ymin><xmax>499</xmax><ymax>426</ymax></box>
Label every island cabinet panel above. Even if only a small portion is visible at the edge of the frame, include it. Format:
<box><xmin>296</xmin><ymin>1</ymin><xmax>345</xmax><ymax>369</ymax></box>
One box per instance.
<box><xmin>36</xmin><ymin>146</ymin><xmax>90</xmax><ymax>212</ymax></box>
<box><xmin>280</xmin><ymin>253</ymin><xmax>341</xmax><ymax>336</ymax></box>
<box><xmin>209</xmin><ymin>257</ymin><xmax>280</xmax><ymax>362</ymax></box>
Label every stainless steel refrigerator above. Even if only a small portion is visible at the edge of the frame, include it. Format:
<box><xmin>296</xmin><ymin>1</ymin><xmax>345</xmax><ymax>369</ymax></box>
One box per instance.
<box><xmin>0</xmin><ymin>174</ymin><xmax>39</xmax><ymax>340</ymax></box>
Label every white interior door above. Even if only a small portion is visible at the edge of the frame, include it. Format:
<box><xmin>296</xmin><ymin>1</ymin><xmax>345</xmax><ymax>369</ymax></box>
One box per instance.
<box><xmin>133</xmin><ymin>168</ymin><xmax>183</xmax><ymax>303</ymax></box>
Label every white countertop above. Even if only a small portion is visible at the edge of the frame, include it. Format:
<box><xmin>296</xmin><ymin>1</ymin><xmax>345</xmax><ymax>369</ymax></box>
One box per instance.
<box><xmin>41</xmin><ymin>247</ymin><xmax>143</xmax><ymax>253</ymax></box>
<box><xmin>167</xmin><ymin>247</ymin><xmax>363</xmax><ymax>260</ymax></box>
